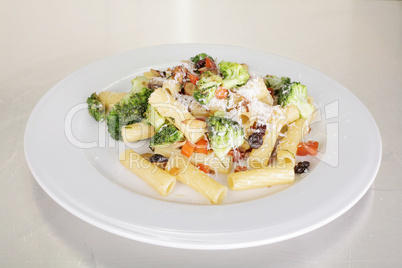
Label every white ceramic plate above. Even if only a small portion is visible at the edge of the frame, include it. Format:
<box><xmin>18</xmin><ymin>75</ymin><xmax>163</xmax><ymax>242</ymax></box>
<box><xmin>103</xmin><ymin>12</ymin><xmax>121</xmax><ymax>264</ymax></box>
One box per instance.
<box><xmin>24</xmin><ymin>44</ymin><xmax>381</xmax><ymax>249</ymax></box>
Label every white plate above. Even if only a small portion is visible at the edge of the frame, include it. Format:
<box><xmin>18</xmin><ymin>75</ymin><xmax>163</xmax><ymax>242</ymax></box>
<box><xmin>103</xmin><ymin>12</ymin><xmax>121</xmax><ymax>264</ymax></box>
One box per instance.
<box><xmin>24</xmin><ymin>44</ymin><xmax>381</xmax><ymax>249</ymax></box>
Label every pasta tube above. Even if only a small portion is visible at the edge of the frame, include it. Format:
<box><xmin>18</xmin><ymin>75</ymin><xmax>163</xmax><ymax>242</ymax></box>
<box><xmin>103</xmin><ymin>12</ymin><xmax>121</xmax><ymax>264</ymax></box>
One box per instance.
<box><xmin>228</xmin><ymin>164</ymin><xmax>295</xmax><ymax>191</ymax></box>
<box><xmin>161</xmin><ymin>80</ymin><xmax>181</xmax><ymax>96</ymax></box>
<box><xmin>165</xmin><ymin>154</ymin><xmax>228</xmax><ymax>204</ymax></box>
<box><xmin>98</xmin><ymin>91</ymin><xmax>127</xmax><ymax>110</ymax></box>
<box><xmin>149</xmin><ymin>89</ymin><xmax>205</xmax><ymax>144</ymax></box>
<box><xmin>259</xmin><ymin>95</ymin><xmax>274</xmax><ymax>106</ymax></box>
<box><xmin>180</xmin><ymin>119</ymin><xmax>207</xmax><ymax>145</ymax></box>
<box><xmin>153</xmin><ymin>147</ymin><xmax>181</xmax><ymax>158</ymax></box>
<box><xmin>283</xmin><ymin>105</ymin><xmax>300</xmax><ymax>125</ymax></box>
<box><xmin>303</xmin><ymin>96</ymin><xmax>316</xmax><ymax>136</ymax></box>
<box><xmin>236</xmin><ymin>77</ymin><xmax>273</xmax><ymax>104</ymax></box>
<box><xmin>121</xmin><ymin>123</ymin><xmax>155</xmax><ymax>143</ymax></box>
<box><xmin>189</xmin><ymin>101</ymin><xmax>211</xmax><ymax>118</ymax></box>
<box><xmin>227</xmin><ymin>93</ymin><xmax>244</xmax><ymax>108</ymax></box>
<box><xmin>119</xmin><ymin>149</ymin><xmax>176</xmax><ymax>196</ymax></box>
<box><xmin>248</xmin><ymin>105</ymin><xmax>299</xmax><ymax>168</ymax></box>
<box><xmin>276</xmin><ymin>119</ymin><xmax>306</xmax><ymax>165</ymax></box>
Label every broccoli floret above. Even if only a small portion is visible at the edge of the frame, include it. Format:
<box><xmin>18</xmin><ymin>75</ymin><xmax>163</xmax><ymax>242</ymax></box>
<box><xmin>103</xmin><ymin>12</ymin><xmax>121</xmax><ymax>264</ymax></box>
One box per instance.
<box><xmin>87</xmin><ymin>93</ymin><xmax>106</xmax><ymax>122</ymax></box>
<box><xmin>206</xmin><ymin>116</ymin><xmax>245</xmax><ymax>162</ymax></box>
<box><xmin>193</xmin><ymin>71</ymin><xmax>223</xmax><ymax>105</ymax></box>
<box><xmin>190</xmin><ymin>53</ymin><xmax>214</xmax><ymax>63</ymax></box>
<box><xmin>218</xmin><ymin>61</ymin><xmax>250</xmax><ymax>89</ymax></box>
<box><xmin>150</xmin><ymin>123</ymin><xmax>184</xmax><ymax>149</ymax></box>
<box><xmin>277</xmin><ymin>82</ymin><xmax>315</xmax><ymax>119</ymax></box>
<box><xmin>106</xmin><ymin>88</ymin><xmax>153</xmax><ymax>140</ymax></box>
<box><xmin>264</xmin><ymin>75</ymin><xmax>291</xmax><ymax>94</ymax></box>
<box><xmin>143</xmin><ymin>105</ymin><xmax>166</xmax><ymax>132</ymax></box>
<box><xmin>131</xmin><ymin>76</ymin><xmax>150</xmax><ymax>93</ymax></box>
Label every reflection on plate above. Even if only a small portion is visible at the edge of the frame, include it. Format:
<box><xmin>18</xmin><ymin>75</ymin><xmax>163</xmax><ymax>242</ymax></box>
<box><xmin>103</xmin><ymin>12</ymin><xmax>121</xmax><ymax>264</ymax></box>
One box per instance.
<box><xmin>25</xmin><ymin>44</ymin><xmax>381</xmax><ymax>249</ymax></box>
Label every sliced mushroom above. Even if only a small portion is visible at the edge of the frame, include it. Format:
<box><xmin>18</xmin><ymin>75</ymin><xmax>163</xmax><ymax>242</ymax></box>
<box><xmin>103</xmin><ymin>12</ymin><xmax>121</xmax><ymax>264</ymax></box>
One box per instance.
<box><xmin>198</xmin><ymin>67</ymin><xmax>208</xmax><ymax>73</ymax></box>
<box><xmin>150</xmin><ymin>69</ymin><xmax>162</xmax><ymax>77</ymax></box>
<box><xmin>184</xmin><ymin>82</ymin><xmax>196</xmax><ymax>96</ymax></box>
<box><xmin>172</xmin><ymin>66</ymin><xmax>186</xmax><ymax>84</ymax></box>
<box><xmin>189</xmin><ymin>102</ymin><xmax>211</xmax><ymax>118</ymax></box>
<box><xmin>148</xmin><ymin>77</ymin><xmax>164</xmax><ymax>89</ymax></box>
<box><xmin>209</xmin><ymin>69</ymin><xmax>218</xmax><ymax>75</ymax></box>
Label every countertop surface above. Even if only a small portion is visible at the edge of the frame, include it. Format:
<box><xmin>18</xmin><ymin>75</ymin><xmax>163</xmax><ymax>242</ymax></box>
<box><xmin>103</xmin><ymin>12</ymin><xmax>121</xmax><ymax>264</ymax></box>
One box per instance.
<box><xmin>1</xmin><ymin>0</ymin><xmax>401</xmax><ymax>267</ymax></box>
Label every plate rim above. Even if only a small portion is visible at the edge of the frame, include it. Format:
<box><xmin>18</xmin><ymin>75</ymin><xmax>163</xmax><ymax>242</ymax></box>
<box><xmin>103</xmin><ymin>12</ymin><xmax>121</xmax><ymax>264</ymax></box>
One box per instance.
<box><xmin>24</xmin><ymin>43</ymin><xmax>382</xmax><ymax>249</ymax></box>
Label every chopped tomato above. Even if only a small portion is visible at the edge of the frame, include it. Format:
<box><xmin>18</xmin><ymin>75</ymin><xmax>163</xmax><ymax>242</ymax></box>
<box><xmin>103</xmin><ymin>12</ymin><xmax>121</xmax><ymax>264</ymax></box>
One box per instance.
<box><xmin>197</xmin><ymin>164</ymin><xmax>210</xmax><ymax>174</ymax></box>
<box><xmin>267</xmin><ymin>87</ymin><xmax>274</xmax><ymax>96</ymax></box>
<box><xmin>227</xmin><ymin>149</ymin><xmax>243</xmax><ymax>162</ymax></box>
<box><xmin>188</xmin><ymin>73</ymin><xmax>199</xmax><ymax>84</ymax></box>
<box><xmin>296</xmin><ymin>141</ymin><xmax>319</xmax><ymax>156</ymax></box>
<box><xmin>195</xmin><ymin>138</ymin><xmax>208</xmax><ymax>154</ymax></box>
<box><xmin>181</xmin><ymin>140</ymin><xmax>195</xmax><ymax>158</ymax></box>
<box><xmin>215</xmin><ymin>87</ymin><xmax>228</xmax><ymax>99</ymax></box>
<box><xmin>234</xmin><ymin>166</ymin><xmax>247</xmax><ymax>173</ymax></box>
<box><xmin>205</xmin><ymin>57</ymin><xmax>216</xmax><ymax>69</ymax></box>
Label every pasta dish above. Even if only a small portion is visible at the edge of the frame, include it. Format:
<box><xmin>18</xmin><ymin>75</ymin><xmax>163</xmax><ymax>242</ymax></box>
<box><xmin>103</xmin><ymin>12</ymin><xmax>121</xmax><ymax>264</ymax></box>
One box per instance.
<box><xmin>86</xmin><ymin>53</ymin><xmax>319</xmax><ymax>204</ymax></box>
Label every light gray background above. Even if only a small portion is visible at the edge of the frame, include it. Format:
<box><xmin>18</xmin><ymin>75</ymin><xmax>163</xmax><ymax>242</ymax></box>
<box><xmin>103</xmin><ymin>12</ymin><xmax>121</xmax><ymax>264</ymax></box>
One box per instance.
<box><xmin>1</xmin><ymin>0</ymin><xmax>401</xmax><ymax>267</ymax></box>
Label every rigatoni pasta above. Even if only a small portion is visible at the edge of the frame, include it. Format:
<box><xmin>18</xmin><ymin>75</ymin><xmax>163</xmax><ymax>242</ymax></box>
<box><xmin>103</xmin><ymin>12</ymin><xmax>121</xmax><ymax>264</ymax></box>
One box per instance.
<box><xmin>122</xmin><ymin>123</ymin><xmax>155</xmax><ymax>143</ymax></box>
<box><xmin>228</xmin><ymin>164</ymin><xmax>295</xmax><ymax>190</ymax></box>
<box><xmin>165</xmin><ymin>154</ymin><xmax>228</xmax><ymax>204</ymax></box>
<box><xmin>98</xmin><ymin>91</ymin><xmax>127</xmax><ymax>110</ymax></box>
<box><xmin>248</xmin><ymin>104</ymin><xmax>300</xmax><ymax>168</ymax></box>
<box><xmin>87</xmin><ymin>53</ymin><xmax>319</xmax><ymax>204</ymax></box>
<box><xmin>276</xmin><ymin>119</ymin><xmax>306</xmax><ymax>166</ymax></box>
<box><xmin>148</xmin><ymin>88</ymin><xmax>205</xmax><ymax>144</ymax></box>
<box><xmin>119</xmin><ymin>149</ymin><xmax>176</xmax><ymax>196</ymax></box>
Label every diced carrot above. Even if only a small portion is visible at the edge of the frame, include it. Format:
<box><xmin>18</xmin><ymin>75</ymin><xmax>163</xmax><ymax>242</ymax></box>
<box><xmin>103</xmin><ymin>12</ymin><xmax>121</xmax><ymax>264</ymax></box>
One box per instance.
<box><xmin>234</xmin><ymin>166</ymin><xmax>247</xmax><ymax>173</ymax></box>
<box><xmin>296</xmin><ymin>141</ymin><xmax>319</xmax><ymax>156</ymax></box>
<box><xmin>188</xmin><ymin>73</ymin><xmax>199</xmax><ymax>84</ymax></box>
<box><xmin>181</xmin><ymin>140</ymin><xmax>195</xmax><ymax>158</ymax></box>
<box><xmin>169</xmin><ymin>167</ymin><xmax>180</xmax><ymax>176</ymax></box>
<box><xmin>195</xmin><ymin>138</ymin><xmax>208</xmax><ymax>154</ymax></box>
<box><xmin>227</xmin><ymin>149</ymin><xmax>242</xmax><ymax>162</ymax></box>
<box><xmin>205</xmin><ymin>57</ymin><xmax>216</xmax><ymax>69</ymax></box>
<box><xmin>215</xmin><ymin>87</ymin><xmax>228</xmax><ymax>99</ymax></box>
<box><xmin>197</xmin><ymin>164</ymin><xmax>210</xmax><ymax>174</ymax></box>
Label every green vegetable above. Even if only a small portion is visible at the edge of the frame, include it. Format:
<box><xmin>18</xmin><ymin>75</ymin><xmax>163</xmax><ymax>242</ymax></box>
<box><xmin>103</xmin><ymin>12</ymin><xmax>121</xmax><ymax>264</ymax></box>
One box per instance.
<box><xmin>87</xmin><ymin>92</ymin><xmax>106</xmax><ymax>122</ymax></box>
<box><xmin>150</xmin><ymin>123</ymin><xmax>184</xmax><ymax>149</ymax></box>
<box><xmin>131</xmin><ymin>76</ymin><xmax>150</xmax><ymax>93</ymax></box>
<box><xmin>193</xmin><ymin>71</ymin><xmax>223</xmax><ymax>105</ymax></box>
<box><xmin>190</xmin><ymin>53</ymin><xmax>214</xmax><ymax>63</ymax></box>
<box><xmin>277</xmin><ymin>82</ymin><xmax>315</xmax><ymax>119</ymax></box>
<box><xmin>218</xmin><ymin>61</ymin><xmax>250</xmax><ymax>89</ymax></box>
<box><xmin>106</xmin><ymin>87</ymin><xmax>153</xmax><ymax>140</ymax></box>
<box><xmin>143</xmin><ymin>105</ymin><xmax>166</xmax><ymax>132</ymax></box>
<box><xmin>264</xmin><ymin>75</ymin><xmax>291</xmax><ymax>94</ymax></box>
<box><xmin>206</xmin><ymin>116</ymin><xmax>244</xmax><ymax>162</ymax></box>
